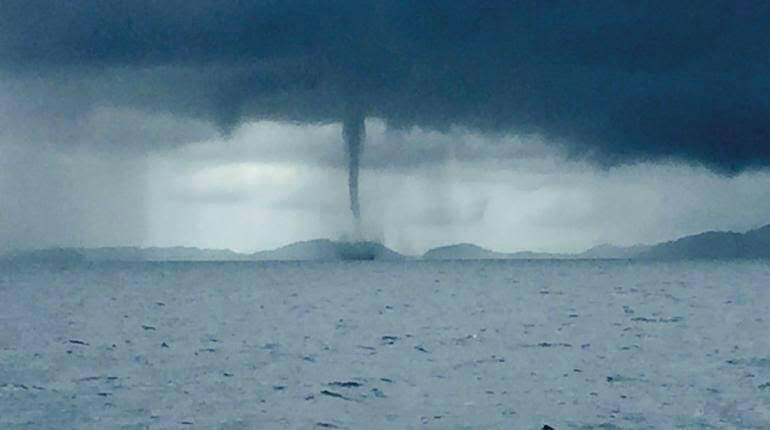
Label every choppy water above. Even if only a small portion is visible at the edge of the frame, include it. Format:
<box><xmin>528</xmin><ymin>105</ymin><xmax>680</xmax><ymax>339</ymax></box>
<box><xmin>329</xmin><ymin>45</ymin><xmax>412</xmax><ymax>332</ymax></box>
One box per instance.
<box><xmin>1</xmin><ymin>260</ymin><xmax>769</xmax><ymax>429</ymax></box>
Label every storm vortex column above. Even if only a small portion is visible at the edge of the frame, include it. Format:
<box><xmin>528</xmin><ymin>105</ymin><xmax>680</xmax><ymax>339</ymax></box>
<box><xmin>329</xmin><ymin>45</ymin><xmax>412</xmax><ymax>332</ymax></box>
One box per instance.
<box><xmin>342</xmin><ymin>108</ymin><xmax>365</xmax><ymax>234</ymax></box>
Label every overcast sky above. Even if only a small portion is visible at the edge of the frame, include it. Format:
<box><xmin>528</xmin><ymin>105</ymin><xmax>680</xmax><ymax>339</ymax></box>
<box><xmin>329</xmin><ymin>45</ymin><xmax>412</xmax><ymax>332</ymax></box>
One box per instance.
<box><xmin>1</xmin><ymin>1</ymin><xmax>769</xmax><ymax>254</ymax></box>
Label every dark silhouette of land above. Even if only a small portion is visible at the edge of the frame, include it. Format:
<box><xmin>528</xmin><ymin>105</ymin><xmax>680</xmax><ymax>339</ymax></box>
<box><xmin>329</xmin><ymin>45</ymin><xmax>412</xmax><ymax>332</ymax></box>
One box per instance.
<box><xmin>3</xmin><ymin>224</ymin><xmax>769</xmax><ymax>263</ymax></box>
<box><xmin>639</xmin><ymin>224</ymin><xmax>770</xmax><ymax>260</ymax></box>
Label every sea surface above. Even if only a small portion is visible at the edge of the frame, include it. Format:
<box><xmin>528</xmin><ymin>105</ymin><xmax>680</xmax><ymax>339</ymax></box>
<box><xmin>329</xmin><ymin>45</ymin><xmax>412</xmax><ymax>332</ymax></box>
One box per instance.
<box><xmin>1</xmin><ymin>260</ymin><xmax>769</xmax><ymax>429</ymax></box>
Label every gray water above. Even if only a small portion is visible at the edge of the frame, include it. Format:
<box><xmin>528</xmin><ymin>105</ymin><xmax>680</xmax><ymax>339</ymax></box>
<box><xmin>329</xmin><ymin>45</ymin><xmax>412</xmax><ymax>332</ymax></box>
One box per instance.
<box><xmin>2</xmin><ymin>260</ymin><xmax>769</xmax><ymax>429</ymax></box>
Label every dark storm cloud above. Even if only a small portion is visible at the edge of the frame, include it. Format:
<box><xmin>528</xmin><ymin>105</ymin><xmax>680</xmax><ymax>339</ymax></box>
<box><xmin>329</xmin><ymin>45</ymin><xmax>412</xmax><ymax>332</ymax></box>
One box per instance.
<box><xmin>2</xmin><ymin>0</ymin><xmax>769</xmax><ymax>171</ymax></box>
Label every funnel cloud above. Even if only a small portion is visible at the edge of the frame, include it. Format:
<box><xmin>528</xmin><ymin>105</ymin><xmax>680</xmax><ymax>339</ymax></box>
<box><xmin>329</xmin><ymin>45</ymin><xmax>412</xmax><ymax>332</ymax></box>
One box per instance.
<box><xmin>342</xmin><ymin>107</ymin><xmax>365</xmax><ymax>228</ymax></box>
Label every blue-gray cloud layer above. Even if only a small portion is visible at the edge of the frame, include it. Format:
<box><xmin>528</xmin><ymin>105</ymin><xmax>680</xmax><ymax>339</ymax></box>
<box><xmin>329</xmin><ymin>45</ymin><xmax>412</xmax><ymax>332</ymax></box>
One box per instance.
<box><xmin>2</xmin><ymin>1</ymin><xmax>769</xmax><ymax>171</ymax></box>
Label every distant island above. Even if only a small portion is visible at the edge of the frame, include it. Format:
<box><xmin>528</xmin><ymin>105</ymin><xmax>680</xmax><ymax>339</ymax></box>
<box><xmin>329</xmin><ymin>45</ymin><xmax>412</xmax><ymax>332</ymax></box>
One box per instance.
<box><xmin>422</xmin><ymin>243</ymin><xmax>570</xmax><ymax>260</ymax></box>
<box><xmin>3</xmin><ymin>224</ymin><xmax>769</xmax><ymax>263</ymax></box>
<box><xmin>639</xmin><ymin>224</ymin><xmax>770</xmax><ymax>260</ymax></box>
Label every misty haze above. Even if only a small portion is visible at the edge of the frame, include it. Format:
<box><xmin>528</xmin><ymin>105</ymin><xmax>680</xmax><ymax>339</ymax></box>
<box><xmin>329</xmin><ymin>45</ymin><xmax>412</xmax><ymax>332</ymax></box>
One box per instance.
<box><xmin>2</xmin><ymin>2</ymin><xmax>770</xmax><ymax>429</ymax></box>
